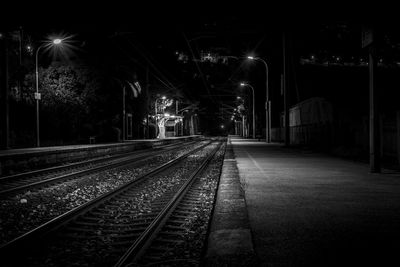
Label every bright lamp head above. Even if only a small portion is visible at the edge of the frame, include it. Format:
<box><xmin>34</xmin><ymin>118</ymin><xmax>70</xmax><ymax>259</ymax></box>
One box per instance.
<box><xmin>53</xmin><ymin>38</ymin><xmax>62</xmax><ymax>45</ymax></box>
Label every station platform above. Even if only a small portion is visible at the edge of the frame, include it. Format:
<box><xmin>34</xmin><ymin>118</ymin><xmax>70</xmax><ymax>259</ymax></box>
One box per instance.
<box><xmin>0</xmin><ymin>136</ymin><xmax>202</xmax><ymax>176</ymax></box>
<box><xmin>206</xmin><ymin>136</ymin><xmax>400</xmax><ymax>266</ymax></box>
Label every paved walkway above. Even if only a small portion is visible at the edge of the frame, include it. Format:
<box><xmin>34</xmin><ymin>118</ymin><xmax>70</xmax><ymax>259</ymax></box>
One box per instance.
<box><xmin>231</xmin><ymin>137</ymin><xmax>400</xmax><ymax>266</ymax></box>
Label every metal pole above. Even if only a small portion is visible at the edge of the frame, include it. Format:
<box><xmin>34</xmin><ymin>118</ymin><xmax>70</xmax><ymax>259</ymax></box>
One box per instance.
<box><xmin>283</xmin><ymin>32</ymin><xmax>290</xmax><ymax>146</ymax></box>
<box><xmin>268</xmin><ymin>100</ymin><xmax>271</xmax><ymax>142</ymax></box>
<box><xmin>35</xmin><ymin>45</ymin><xmax>43</xmax><ymax>147</ymax></box>
<box><xmin>145</xmin><ymin>64</ymin><xmax>149</xmax><ymax>139</ymax></box>
<box><xmin>256</xmin><ymin>58</ymin><xmax>269</xmax><ymax>142</ymax></box>
<box><xmin>0</xmin><ymin>34</ymin><xmax>10</xmax><ymax>149</ymax></box>
<box><xmin>242</xmin><ymin>115</ymin><xmax>245</xmax><ymax>137</ymax></box>
<box><xmin>247</xmin><ymin>84</ymin><xmax>256</xmax><ymax>139</ymax></box>
<box><xmin>122</xmin><ymin>86</ymin><xmax>126</xmax><ymax>141</ymax></box>
<box><xmin>155</xmin><ymin>100</ymin><xmax>158</xmax><ymax>138</ymax></box>
<box><xmin>264</xmin><ymin>60</ymin><xmax>270</xmax><ymax>143</ymax></box>
<box><xmin>369</xmin><ymin>41</ymin><xmax>380</xmax><ymax>172</ymax></box>
<box><xmin>252</xmin><ymin>86</ymin><xmax>255</xmax><ymax>139</ymax></box>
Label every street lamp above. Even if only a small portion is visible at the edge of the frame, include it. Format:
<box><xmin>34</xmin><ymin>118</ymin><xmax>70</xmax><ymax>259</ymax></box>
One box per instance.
<box><xmin>247</xmin><ymin>56</ymin><xmax>270</xmax><ymax>143</ymax></box>
<box><xmin>35</xmin><ymin>38</ymin><xmax>63</xmax><ymax>147</ymax></box>
<box><xmin>154</xmin><ymin>96</ymin><xmax>166</xmax><ymax>138</ymax></box>
<box><xmin>240</xmin><ymin>82</ymin><xmax>256</xmax><ymax>139</ymax></box>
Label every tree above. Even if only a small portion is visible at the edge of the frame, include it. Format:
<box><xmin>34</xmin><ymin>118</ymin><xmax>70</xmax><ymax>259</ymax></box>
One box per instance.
<box><xmin>17</xmin><ymin>62</ymin><xmax>104</xmax><ymax>144</ymax></box>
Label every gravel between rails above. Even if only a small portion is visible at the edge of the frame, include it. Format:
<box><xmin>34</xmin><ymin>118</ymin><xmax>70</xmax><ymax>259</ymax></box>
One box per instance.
<box><xmin>134</xmin><ymin>142</ymin><xmax>226</xmax><ymax>266</ymax></box>
<box><xmin>15</xmin><ymin>142</ymin><xmax>220</xmax><ymax>267</ymax></box>
<box><xmin>0</xmin><ymin>141</ymin><xmax>208</xmax><ymax>247</ymax></box>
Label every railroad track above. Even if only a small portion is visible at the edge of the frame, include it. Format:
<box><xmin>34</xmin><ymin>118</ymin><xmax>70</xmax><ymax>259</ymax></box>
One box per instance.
<box><xmin>118</xmin><ymin>142</ymin><xmax>226</xmax><ymax>266</ymax></box>
<box><xmin>0</xmin><ymin>140</ymin><xmax>201</xmax><ymax>197</ymax></box>
<box><xmin>0</xmin><ymin>140</ymin><xmax>223</xmax><ymax>266</ymax></box>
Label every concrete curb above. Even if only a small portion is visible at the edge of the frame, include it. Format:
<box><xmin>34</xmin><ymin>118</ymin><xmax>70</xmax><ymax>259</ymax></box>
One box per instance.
<box><xmin>204</xmin><ymin>140</ymin><xmax>257</xmax><ymax>266</ymax></box>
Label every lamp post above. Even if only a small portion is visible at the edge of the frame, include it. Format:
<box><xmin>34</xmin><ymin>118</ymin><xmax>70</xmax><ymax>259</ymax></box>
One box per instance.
<box><xmin>236</xmin><ymin>97</ymin><xmax>246</xmax><ymax>137</ymax></box>
<box><xmin>35</xmin><ymin>38</ymin><xmax>63</xmax><ymax>147</ymax></box>
<box><xmin>247</xmin><ymin>56</ymin><xmax>270</xmax><ymax>143</ymax></box>
<box><xmin>240</xmin><ymin>83</ymin><xmax>256</xmax><ymax>139</ymax></box>
<box><xmin>154</xmin><ymin>96</ymin><xmax>166</xmax><ymax>138</ymax></box>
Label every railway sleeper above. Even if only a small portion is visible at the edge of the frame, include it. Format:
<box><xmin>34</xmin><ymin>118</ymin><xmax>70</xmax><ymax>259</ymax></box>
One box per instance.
<box><xmin>162</xmin><ymin>225</ymin><xmax>188</xmax><ymax>232</ymax></box>
<box><xmin>165</xmin><ymin>219</ymin><xmax>186</xmax><ymax>226</ymax></box>
<box><xmin>82</xmin><ymin>213</ymin><xmax>155</xmax><ymax>224</ymax></box>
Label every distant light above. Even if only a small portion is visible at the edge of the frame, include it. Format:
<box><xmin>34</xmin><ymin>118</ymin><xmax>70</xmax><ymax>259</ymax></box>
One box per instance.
<box><xmin>161</xmin><ymin>96</ymin><xmax>166</xmax><ymax>100</ymax></box>
<box><xmin>221</xmin><ymin>125</ymin><xmax>225</xmax><ymax>129</ymax></box>
<box><xmin>237</xmin><ymin>96</ymin><xmax>241</xmax><ymax>99</ymax></box>
<box><xmin>53</xmin><ymin>38</ymin><xmax>62</xmax><ymax>45</ymax></box>
<box><xmin>240</xmin><ymin>83</ymin><xmax>246</xmax><ymax>86</ymax></box>
<box><xmin>247</xmin><ymin>56</ymin><xmax>255</xmax><ymax>60</ymax></box>
<box><xmin>311</xmin><ymin>55</ymin><xmax>315</xmax><ymax>60</ymax></box>
<box><xmin>164</xmin><ymin>113</ymin><xmax>170</xmax><ymax>117</ymax></box>
<box><xmin>170</xmin><ymin>115</ymin><xmax>176</xmax><ymax>118</ymax></box>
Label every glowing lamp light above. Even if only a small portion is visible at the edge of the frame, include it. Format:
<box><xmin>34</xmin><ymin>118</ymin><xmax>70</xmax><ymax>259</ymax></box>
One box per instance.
<box><xmin>247</xmin><ymin>56</ymin><xmax>255</xmax><ymax>60</ymax></box>
<box><xmin>240</xmin><ymin>83</ymin><xmax>246</xmax><ymax>86</ymax></box>
<box><xmin>164</xmin><ymin>113</ymin><xmax>170</xmax><ymax>117</ymax></box>
<box><xmin>53</xmin><ymin>38</ymin><xmax>62</xmax><ymax>45</ymax></box>
<box><xmin>161</xmin><ymin>96</ymin><xmax>166</xmax><ymax>100</ymax></box>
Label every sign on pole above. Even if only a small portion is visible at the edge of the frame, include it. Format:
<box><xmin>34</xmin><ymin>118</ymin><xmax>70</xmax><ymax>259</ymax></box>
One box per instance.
<box><xmin>362</xmin><ymin>28</ymin><xmax>373</xmax><ymax>48</ymax></box>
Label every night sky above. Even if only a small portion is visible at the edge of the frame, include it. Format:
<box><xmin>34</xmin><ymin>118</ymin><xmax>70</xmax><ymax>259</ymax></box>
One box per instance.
<box><xmin>2</xmin><ymin>2</ymin><xmax>400</xmax><ymax>137</ymax></box>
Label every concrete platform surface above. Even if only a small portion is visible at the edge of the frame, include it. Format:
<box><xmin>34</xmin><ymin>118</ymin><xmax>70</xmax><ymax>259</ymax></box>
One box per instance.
<box><xmin>230</xmin><ymin>137</ymin><xmax>400</xmax><ymax>266</ymax></box>
<box><xmin>205</xmin><ymin>141</ymin><xmax>256</xmax><ymax>266</ymax></box>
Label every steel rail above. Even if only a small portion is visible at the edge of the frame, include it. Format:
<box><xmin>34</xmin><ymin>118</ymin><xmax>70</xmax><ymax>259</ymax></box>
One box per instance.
<box><xmin>114</xmin><ymin>141</ymin><xmax>223</xmax><ymax>266</ymax></box>
<box><xmin>0</xmin><ymin>140</ymin><xmax>213</xmax><ymax>262</ymax></box>
<box><xmin>0</xmin><ymin>141</ymin><xmax>200</xmax><ymax>197</ymax></box>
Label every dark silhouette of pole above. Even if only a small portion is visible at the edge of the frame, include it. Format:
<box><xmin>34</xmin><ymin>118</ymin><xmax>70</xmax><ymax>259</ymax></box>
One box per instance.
<box><xmin>247</xmin><ymin>56</ymin><xmax>269</xmax><ymax>142</ymax></box>
<box><xmin>283</xmin><ymin>32</ymin><xmax>290</xmax><ymax>146</ymax></box>
<box><xmin>0</xmin><ymin>33</ymin><xmax>10</xmax><ymax>149</ymax></box>
<box><xmin>145</xmin><ymin>64</ymin><xmax>149</xmax><ymax>139</ymax></box>
<box><xmin>35</xmin><ymin>44</ymin><xmax>44</xmax><ymax>147</ymax></box>
<box><xmin>241</xmin><ymin>83</ymin><xmax>256</xmax><ymax>139</ymax></box>
<box><xmin>369</xmin><ymin>32</ymin><xmax>381</xmax><ymax>173</ymax></box>
<box><xmin>122</xmin><ymin>86</ymin><xmax>126</xmax><ymax>141</ymax></box>
<box><xmin>34</xmin><ymin>39</ymin><xmax>63</xmax><ymax>147</ymax></box>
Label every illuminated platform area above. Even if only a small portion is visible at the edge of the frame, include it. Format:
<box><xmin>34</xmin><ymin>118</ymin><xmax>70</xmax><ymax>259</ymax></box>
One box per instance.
<box><xmin>207</xmin><ymin>136</ymin><xmax>400</xmax><ymax>266</ymax></box>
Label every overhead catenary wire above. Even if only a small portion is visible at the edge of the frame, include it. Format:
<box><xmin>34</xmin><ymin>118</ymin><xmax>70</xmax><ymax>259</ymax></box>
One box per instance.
<box><xmin>182</xmin><ymin>32</ymin><xmax>218</xmax><ymax>105</ymax></box>
<box><xmin>109</xmin><ymin>34</ymin><xmax>180</xmax><ymax>93</ymax></box>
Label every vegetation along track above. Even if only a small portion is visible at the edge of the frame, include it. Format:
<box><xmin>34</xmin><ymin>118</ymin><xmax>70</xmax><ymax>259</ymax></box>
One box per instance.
<box><xmin>0</xmin><ymin>141</ymin><xmax>199</xmax><ymax>197</ymax></box>
<box><xmin>0</xmin><ymin>139</ymin><xmax>225</xmax><ymax>267</ymax></box>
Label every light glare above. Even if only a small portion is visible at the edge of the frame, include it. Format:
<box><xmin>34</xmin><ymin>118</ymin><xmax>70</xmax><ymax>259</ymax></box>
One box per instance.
<box><xmin>53</xmin><ymin>38</ymin><xmax>62</xmax><ymax>45</ymax></box>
